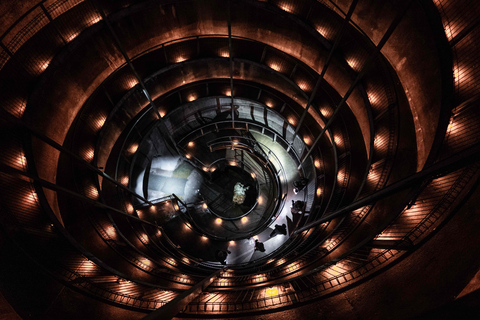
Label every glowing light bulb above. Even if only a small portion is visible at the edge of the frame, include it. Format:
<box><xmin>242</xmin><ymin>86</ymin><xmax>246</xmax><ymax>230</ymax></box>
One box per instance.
<box><xmin>265</xmin><ymin>287</ymin><xmax>279</xmax><ymax>297</ymax></box>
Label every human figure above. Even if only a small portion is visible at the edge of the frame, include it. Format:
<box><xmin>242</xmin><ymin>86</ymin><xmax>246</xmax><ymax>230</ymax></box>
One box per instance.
<box><xmin>215</xmin><ymin>249</ymin><xmax>230</xmax><ymax>265</ymax></box>
<box><xmin>254</xmin><ymin>239</ymin><xmax>266</xmax><ymax>252</ymax></box>
<box><xmin>293</xmin><ymin>178</ymin><xmax>309</xmax><ymax>194</ymax></box>
<box><xmin>290</xmin><ymin>200</ymin><xmax>305</xmax><ymax>214</ymax></box>
<box><xmin>270</xmin><ymin>224</ymin><xmax>287</xmax><ymax>238</ymax></box>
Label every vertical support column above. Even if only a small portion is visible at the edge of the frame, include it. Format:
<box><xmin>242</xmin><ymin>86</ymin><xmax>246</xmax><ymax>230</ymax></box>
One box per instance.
<box><xmin>227</xmin><ymin>0</ymin><xmax>235</xmax><ymax>129</ymax></box>
<box><xmin>292</xmin><ymin>0</ymin><xmax>359</xmax><ymax>144</ymax></box>
<box><xmin>91</xmin><ymin>0</ymin><xmax>182</xmax><ymax>157</ymax></box>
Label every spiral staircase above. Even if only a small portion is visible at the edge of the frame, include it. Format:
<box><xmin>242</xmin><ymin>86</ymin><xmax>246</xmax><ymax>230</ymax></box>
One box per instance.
<box><xmin>0</xmin><ymin>0</ymin><xmax>480</xmax><ymax>319</ymax></box>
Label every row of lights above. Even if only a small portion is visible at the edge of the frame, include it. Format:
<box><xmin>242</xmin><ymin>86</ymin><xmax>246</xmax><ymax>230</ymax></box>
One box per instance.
<box><xmin>104</xmin><ymin>35</ymin><xmax>330</xmax><ymax>275</ymax></box>
<box><xmin>20</xmin><ymin>2</ymin><xmax>359</xmax><ymax>296</ymax></box>
<box><xmin>183</xmin><ymin>214</ymin><xmax>251</xmax><ymax>229</ymax></box>
<box><xmin>30</xmin><ymin>15</ymin><xmax>103</xmax><ymax>75</ymax></box>
<box><xmin>170</xmin><ymin>46</ymin><xmax>230</xmax><ymax>65</ymax></box>
<box><xmin>96</xmin><ymin>2</ymin><xmax>470</xmax><ymax>294</ymax></box>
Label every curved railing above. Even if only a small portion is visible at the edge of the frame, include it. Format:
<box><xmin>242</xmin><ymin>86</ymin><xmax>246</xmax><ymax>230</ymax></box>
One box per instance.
<box><xmin>0</xmin><ymin>0</ymin><xmax>478</xmax><ymax>316</ymax></box>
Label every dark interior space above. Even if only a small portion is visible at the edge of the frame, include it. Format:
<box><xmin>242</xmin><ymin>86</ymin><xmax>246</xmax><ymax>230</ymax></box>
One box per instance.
<box><xmin>0</xmin><ymin>0</ymin><xmax>480</xmax><ymax>319</ymax></box>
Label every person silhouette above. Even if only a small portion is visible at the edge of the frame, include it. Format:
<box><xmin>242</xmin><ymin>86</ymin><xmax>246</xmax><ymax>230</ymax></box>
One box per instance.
<box><xmin>215</xmin><ymin>249</ymin><xmax>230</xmax><ymax>265</ymax></box>
<box><xmin>270</xmin><ymin>224</ymin><xmax>287</xmax><ymax>238</ymax></box>
<box><xmin>254</xmin><ymin>239</ymin><xmax>265</xmax><ymax>252</ymax></box>
<box><xmin>291</xmin><ymin>200</ymin><xmax>305</xmax><ymax>214</ymax></box>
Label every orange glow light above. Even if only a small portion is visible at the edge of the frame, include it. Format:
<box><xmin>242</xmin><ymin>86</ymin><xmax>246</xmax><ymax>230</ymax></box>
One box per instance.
<box><xmin>18</xmin><ymin>154</ymin><xmax>27</xmax><ymax>169</ymax></box>
<box><xmin>444</xmin><ymin>24</ymin><xmax>453</xmax><ymax>41</ymax></box>
<box><xmin>334</xmin><ymin>135</ymin><xmax>342</xmax><ymax>146</ymax></box>
<box><xmin>106</xmin><ymin>226</ymin><xmax>116</xmax><ymax>238</ymax></box>
<box><xmin>88</xmin><ymin>16</ymin><xmax>101</xmax><ymax>26</ymax></box>
<box><xmin>317</xmin><ymin>26</ymin><xmax>329</xmax><ymax>39</ymax></box>
<box><xmin>121</xmin><ymin>176</ymin><xmax>129</xmax><ymax>186</ymax></box>
<box><xmin>278</xmin><ymin>1</ymin><xmax>295</xmax><ymax>13</ymax></box>
<box><xmin>129</xmin><ymin>144</ymin><xmax>138</xmax><ymax>154</ymax></box>
<box><xmin>314</xmin><ymin>159</ymin><xmax>321</xmax><ymax>169</ymax></box>
<box><xmin>447</xmin><ymin>120</ymin><xmax>454</xmax><ymax>132</ymax></box>
<box><xmin>88</xmin><ymin>186</ymin><xmax>99</xmax><ymax>199</ymax></box>
<box><xmin>287</xmin><ymin>263</ymin><xmax>299</xmax><ymax>272</ymax></box>
<box><xmin>374</xmin><ymin>134</ymin><xmax>387</xmax><ymax>148</ymax></box>
<box><xmin>298</xmin><ymin>81</ymin><xmax>309</xmax><ymax>92</ymax></box>
<box><xmin>176</xmin><ymin>56</ymin><xmax>187</xmax><ymax>63</ymax></box>
<box><xmin>126</xmin><ymin>203</ymin><xmax>134</xmax><ymax>214</ymax></box>
<box><xmin>96</xmin><ymin>115</ymin><xmax>106</xmax><ymax>130</ymax></box>
<box><xmin>368</xmin><ymin>92</ymin><xmax>379</xmax><ymax>106</ymax></box>
<box><xmin>215</xmin><ymin>218</ymin><xmax>222</xmax><ymax>225</ymax></box>
<box><xmin>268</xmin><ymin>62</ymin><xmax>282</xmax><ymax>72</ymax></box>
<box><xmin>39</xmin><ymin>61</ymin><xmax>50</xmax><ymax>72</ymax></box>
<box><xmin>187</xmin><ymin>94</ymin><xmax>197</xmax><ymax>102</ymax></box>
<box><xmin>127</xmin><ymin>78</ymin><xmax>138</xmax><ymax>89</ymax></box>
<box><xmin>66</xmin><ymin>32</ymin><xmax>80</xmax><ymax>42</ymax></box>
<box><xmin>316</xmin><ymin>188</ymin><xmax>322</xmax><ymax>196</ymax></box>
<box><xmin>219</xmin><ymin>49</ymin><xmax>229</xmax><ymax>58</ymax></box>
<box><xmin>188</xmin><ymin>141</ymin><xmax>194</xmax><ymax>147</ymax></box>
<box><xmin>241</xmin><ymin>217</ymin><xmax>248</xmax><ymax>223</ymax></box>
<box><xmin>320</xmin><ymin>106</ymin><xmax>332</xmax><ymax>118</ymax></box>
<box><xmin>346</xmin><ymin>58</ymin><xmax>361</xmax><ymax>72</ymax></box>
<box><xmin>265</xmin><ymin>287</ymin><xmax>278</xmax><ymax>297</ymax></box>
<box><xmin>453</xmin><ymin>68</ymin><xmax>459</xmax><ymax>81</ymax></box>
<box><xmin>80</xmin><ymin>260</ymin><xmax>97</xmax><ymax>272</ymax></box>
<box><xmin>368</xmin><ymin>170</ymin><xmax>379</xmax><ymax>183</ymax></box>
<box><xmin>287</xmin><ymin>117</ymin><xmax>296</xmax><ymax>126</ymax></box>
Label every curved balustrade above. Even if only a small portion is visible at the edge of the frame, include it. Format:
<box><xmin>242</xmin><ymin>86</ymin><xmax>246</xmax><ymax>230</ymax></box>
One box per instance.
<box><xmin>0</xmin><ymin>0</ymin><xmax>479</xmax><ymax>319</ymax></box>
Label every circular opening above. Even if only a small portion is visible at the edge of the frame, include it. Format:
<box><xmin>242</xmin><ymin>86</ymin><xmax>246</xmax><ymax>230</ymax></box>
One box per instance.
<box><xmin>202</xmin><ymin>165</ymin><xmax>259</xmax><ymax>220</ymax></box>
